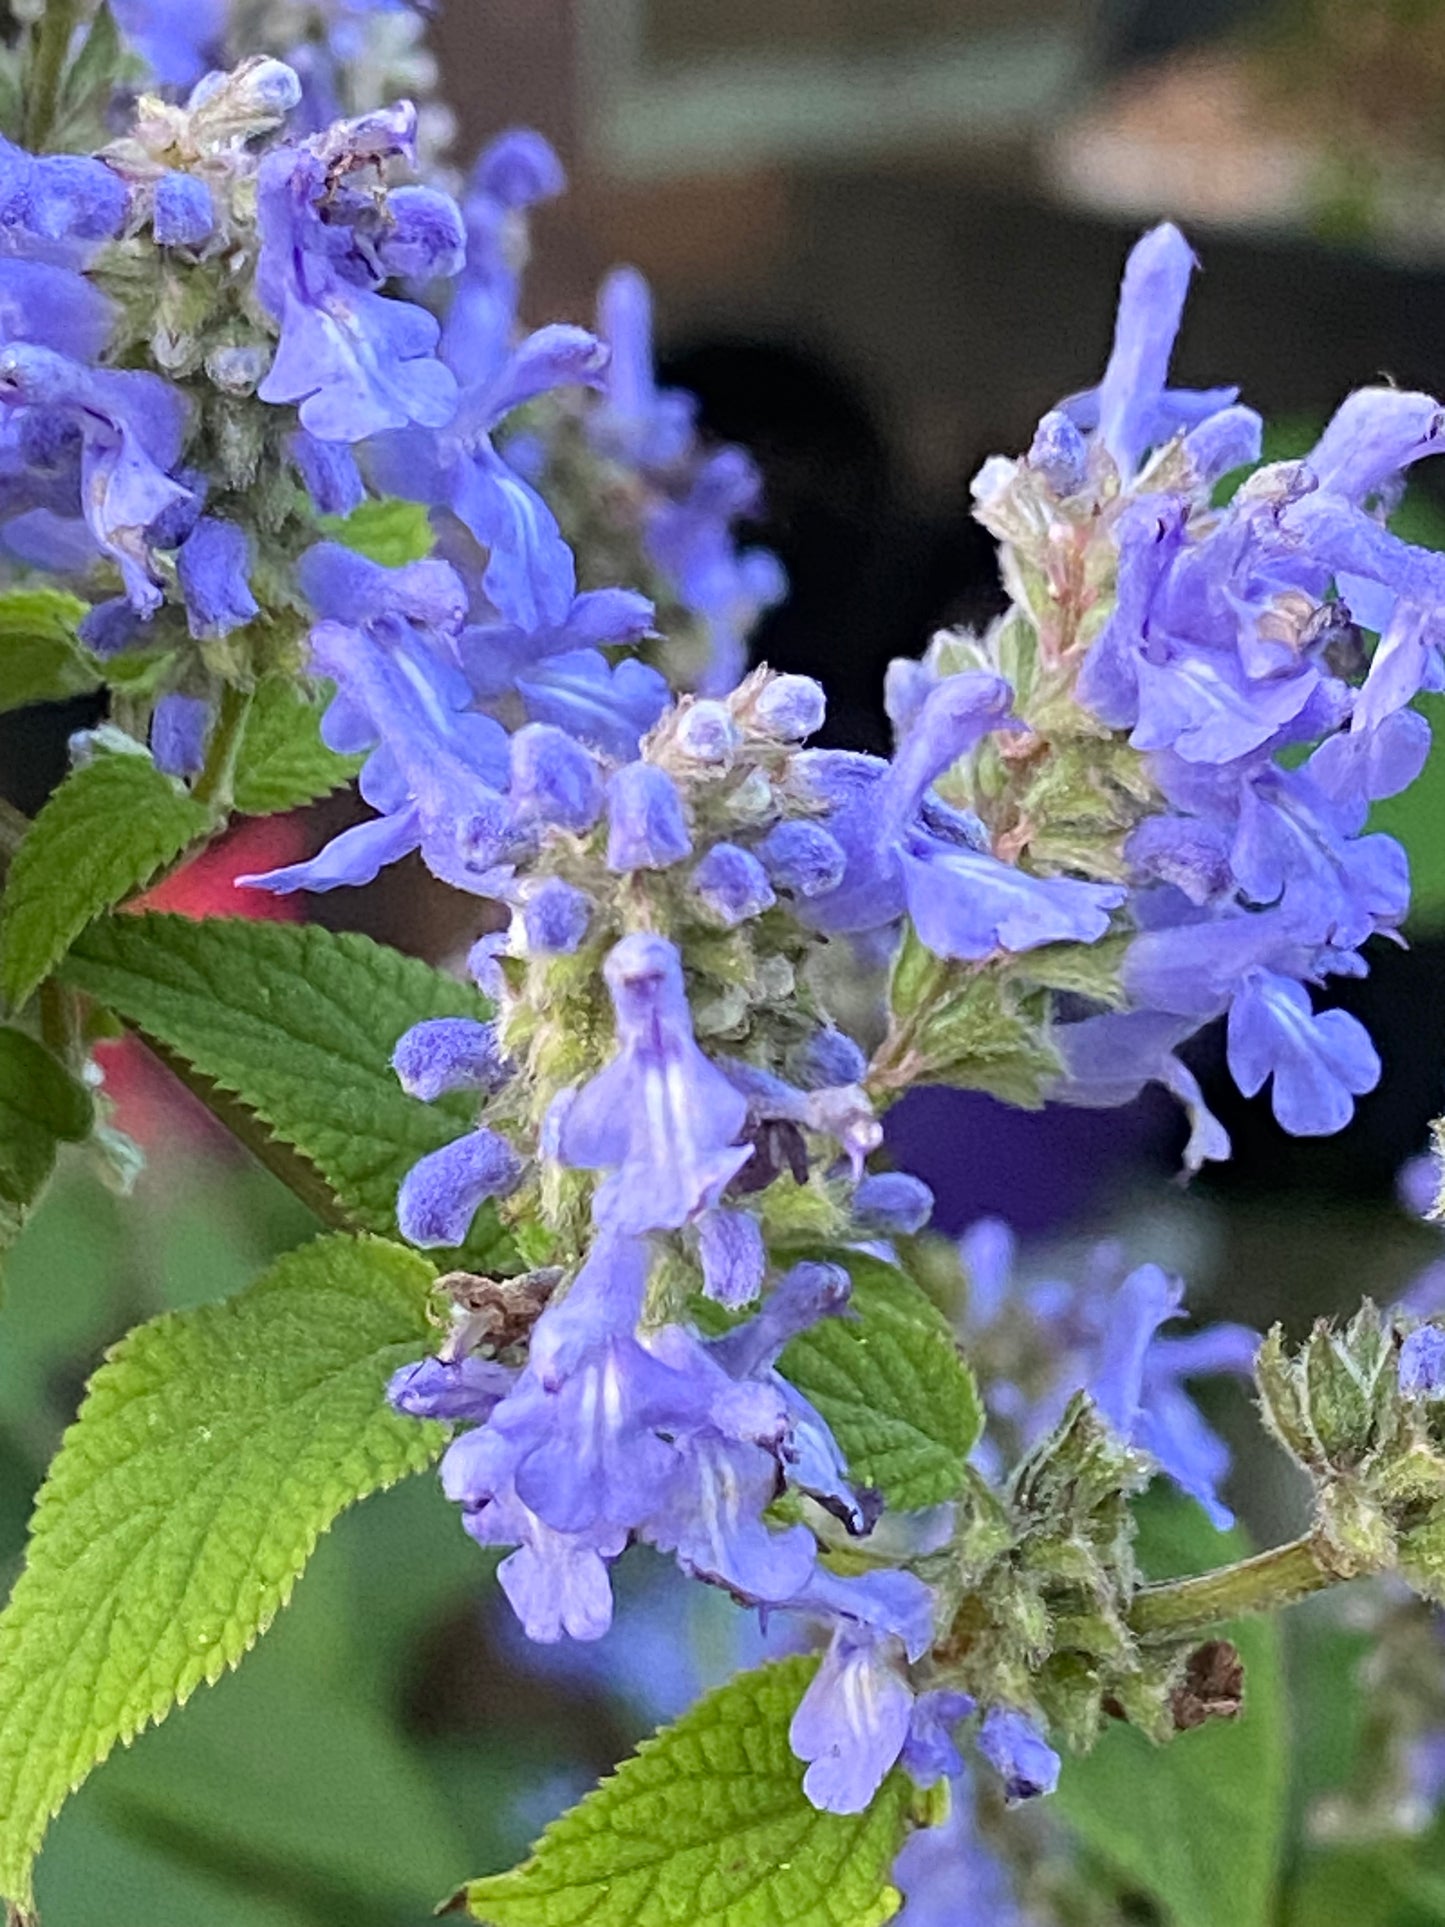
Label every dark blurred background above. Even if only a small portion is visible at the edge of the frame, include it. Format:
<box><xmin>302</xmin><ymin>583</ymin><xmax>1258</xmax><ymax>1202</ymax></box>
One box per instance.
<box><xmin>9</xmin><ymin>2</ymin><xmax>1445</xmax><ymax>1920</ymax></box>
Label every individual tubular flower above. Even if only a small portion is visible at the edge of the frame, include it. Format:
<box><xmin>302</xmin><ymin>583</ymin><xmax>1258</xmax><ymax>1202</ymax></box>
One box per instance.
<box><xmin>591</xmin><ymin>265</ymin><xmax>697</xmax><ymax>471</ymax></box>
<box><xmin>705</xmin><ymin>1259</ymin><xmax>866</xmax><ymax>1528</ymax></box>
<box><xmin>370</xmin><ymin>304</ymin><xmax>608</xmax><ymax>633</ymax></box>
<box><xmin>549</xmin><ymin>933</ymin><xmax>751</xmax><ymax>1232</ymax></box>
<box><xmin>796</xmin><ymin>670</ymin><xmax>1125</xmax><ymax>957</ymax></box>
<box><xmin>645</xmin><ymin>446</ymin><xmax>788</xmax><ymax>695</ymax></box>
<box><xmin>587</xmin><ymin>265</ymin><xmax>786</xmax><ymax>694</ymax></box>
<box><xmin>690</xmin><ymin>841</ymin><xmax>776</xmax><ymax>926</ymax></box>
<box><xmin>175</xmin><ymin>516</ymin><xmax>259</xmax><ymax>638</ymax></box>
<box><xmin>509</xmin><ymin>723</ymin><xmax>604</xmax><ymax>835</ymax></box>
<box><xmin>784</xmin><ymin>1566</ymin><xmax>937</xmax><ymax>1813</ymax></box>
<box><xmin>150</xmin><ymin>692</ymin><xmax>210</xmax><ymax>776</ymax></box>
<box><xmin>694</xmin><ymin>1206</ymin><xmax>766</xmax><ymax>1308</ymax></box>
<box><xmin>254</xmin><ymin>101</ymin><xmax>462</xmax><ymax>442</ymax></box>
<box><xmin>958</xmin><ymin>1220</ymin><xmax>1256</xmax><ymax>1528</ymax></box>
<box><xmin>519</xmin><ymin>877</ymin><xmax>592</xmax><ymax>955</ymax></box>
<box><xmin>853</xmin><ymin>1171</ymin><xmax>935</xmax><ymax>1237</ymax></box>
<box><xmin>976</xmin><ymin>1706</ymin><xmax>1061</xmax><ymax>1805</ymax></box>
<box><xmin>152</xmin><ymin>172</ymin><xmax>215</xmax><ymax>249</ymax></box>
<box><xmin>0</xmin><ymin>345</ymin><xmax>190</xmax><ymax>612</ymax></box>
<box><xmin>1226</xmin><ymin>968</ymin><xmax>1380</xmax><ymax>1136</ymax></box>
<box><xmin>239</xmin><ymin>547</ymin><xmax>514</xmax><ymax>896</ymax></box>
<box><xmin>0</xmin><ymin>138</ymin><xmax>127</xmax><ymax>265</ymax></box>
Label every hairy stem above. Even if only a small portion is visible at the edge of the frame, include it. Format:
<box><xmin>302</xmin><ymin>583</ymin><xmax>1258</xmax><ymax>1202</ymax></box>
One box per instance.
<box><xmin>24</xmin><ymin>0</ymin><xmax>83</xmax><ymax>151</ymax></box>
<box><xmin>1129</xmin><ymin>1534</ymin><xmax>1339</xmax><ymax>1642</ymax></box>
<box><xmin>192</xmin><ymin>681</ymin><xmax>254</xmax><ymax>817</ymax></box>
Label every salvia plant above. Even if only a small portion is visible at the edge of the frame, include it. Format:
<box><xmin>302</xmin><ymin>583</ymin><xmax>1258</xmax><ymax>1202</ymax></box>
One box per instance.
<box><xmin>5</xmin><ymin>3</ymin><xmax>1445</xmax><ymax>1924</ymax></box>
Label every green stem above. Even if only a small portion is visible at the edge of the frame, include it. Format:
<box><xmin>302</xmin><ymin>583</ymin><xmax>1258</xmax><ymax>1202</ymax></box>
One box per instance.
<box><xmin>24</xmin><ymin>0</ymin><xmax>84</xmax><ymax>152</ymax></box>
<box><xmin>1129</xmin><ymin>1534</ymin><xmax>1338</xmax><ymax>1642</ymax></box>
<box><xmin>192</xmin><ymin>682</ymin><xmax>254</xmax><ymax>818</ymax></box>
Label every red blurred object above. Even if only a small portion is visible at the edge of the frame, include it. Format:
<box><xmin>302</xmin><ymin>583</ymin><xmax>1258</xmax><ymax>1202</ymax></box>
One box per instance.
<box><xmin>93</xmin><ymin>815</ymin><xmax>308</xmax><ymax>1151</ymax></box>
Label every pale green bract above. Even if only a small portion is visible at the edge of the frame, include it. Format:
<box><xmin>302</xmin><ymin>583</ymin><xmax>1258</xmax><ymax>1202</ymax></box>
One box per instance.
<box><xmin>0</xmin><ymin>1232</ymin><xmax>445</xmax><ymax>1912</ymax></box>
<box><xmin>458</xmin><ymin>1656</ymin><xmax>913</xmax><ymax>1927</ymax></box>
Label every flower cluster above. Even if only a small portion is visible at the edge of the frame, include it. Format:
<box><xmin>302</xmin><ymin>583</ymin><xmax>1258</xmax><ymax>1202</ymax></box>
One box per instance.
<box><xmin>8</xmin><ymin>0</ymin><xmax>1445</xmax><ymax>1899</ymax></box>
<box><xmin>963</xmin><ymin>223</ymin><xmax>1445</xmax><ymax>1158</ymax></box>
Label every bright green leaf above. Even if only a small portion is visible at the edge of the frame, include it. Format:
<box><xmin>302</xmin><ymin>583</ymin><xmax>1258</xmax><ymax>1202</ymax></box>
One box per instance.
<box><xmin>232</xmin><ymin>676</ymin><xmax>362</xmax><ymax>816</ymax></box>
<box><xmin>1055</xmin><ymin>1495</ymin><xmax>1289</xmax><ymax>1927</ymax></box>
<box><xmin>0</xmin><ymin>1027</ymin><xmax>92</xmax><ymax>1279</ymax></box>
<box><xmin>1284</xmin><ymin>1847</ymin><xmax>1445</xmax><ymax>1927</ymax></box>
<box><xmin>55</xmin><ymin>1</ymin><xmax>132</xmax><ymax>143</ymax></box>
<box><xmin>88</xmin><ymin>1515</ymin><xmax>468</xmax><ymax>1916</ymax></box>
<box><xmin>781</xmin><ymin>1252</ymin><xmax>981</xmax><ymax>1512</ymax></box>
<box><xmin>0</xmin><ymin>1231</ymin><xmax>445</xmax><ymax>1911</ymax></box>
<box><xmin>458</xmin><ymin>1655</ymin><xmax>910</xmax><ymax>1927</ymax></box>
<box><xmin>320</xmin><ymin>496</ymin><xmax>435</xmax><ymax>567</ymax></box>
<box><xmin>60</xmin><ymin>913</ymin><xmax>510</xmax><ymax>1264</ymax></box>
<box><xmin>0</xmin><ymin>589</ymin><xmax>99</xmax><ymax>716</ymax></box>
<box><xmin>0</xmin><ymin>752</ymin><xmax>212</xmax><ymax>1010</ymax></box>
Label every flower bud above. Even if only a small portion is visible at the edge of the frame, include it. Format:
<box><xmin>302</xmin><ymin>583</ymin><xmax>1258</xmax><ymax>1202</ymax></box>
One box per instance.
<box><xmin>758</xmin><ymin>819</ymin><xmax>847</xmax><ymax>897</ymax></box>
<box><xmin>153</xmin><ymin>173</ymin><xmax>215</xmax><ymax>249</ymax></box>
<box><xmin>605</xmin><ymin>762</ymin><xmax>691</xmax><ymax>871</ymax></box>
<box><xmin>691</xmin><ymin>842</ymin><xmax>775</xmax><ymax>926</ymax></box>
<box><xmin>753</xmin><ymin>674</ymin><xmax>825</xmax><ymax>740</ymax></box>
<box><xmin>511</xmin><ymin>723</ymin><xmax>603</xmax><ymax>833</ymax></box>
<box><xmin>392</xmin><ymin>1017</ymin><xmax>510</xmax><ymax>1101</ymax></box>
<box><xmin>675</xmin><ymin>699</ymin><xmax>739</xmax><ymax>766</ymax></box>
<box><xmin>521</xmin><ymin>878</ymin><xmax>591</xmax><ymax>954</ymax></box>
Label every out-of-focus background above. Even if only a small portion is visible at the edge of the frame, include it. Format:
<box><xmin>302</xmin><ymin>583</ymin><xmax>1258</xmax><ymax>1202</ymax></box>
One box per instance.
<box><xmin>9</xmin><ymin>1</ymin><xmax>1445</xmax><ymax>1921</ymax></box>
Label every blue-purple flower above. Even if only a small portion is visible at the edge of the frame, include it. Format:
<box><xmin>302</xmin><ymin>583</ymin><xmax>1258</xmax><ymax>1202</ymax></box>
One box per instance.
<box><xmin>797</xmin><ymin>670</ymin><xmax>1125</xmax><ymax>957</ymax></box>
<box><xmin>549</xmin><ymin>933</ymin><xmax>750</xmax><ymax>1231</ymax></box>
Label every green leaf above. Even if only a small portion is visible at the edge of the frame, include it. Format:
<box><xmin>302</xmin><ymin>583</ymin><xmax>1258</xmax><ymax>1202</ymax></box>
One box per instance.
<box><xmin>55</xmin><ymin>0</ymin><xmax>131</xmax><ymax>140</ymax></box>
<box><xmin>781</xmin><ymin>1252</ymin><xmax>981</xmax><ymax>1511</ymax></box>
<box><xmin>0</xmin><ymin>1231</ymin><xmax>445</xmax><ymax>1911</ymax></box>
<box><xmin>0</xmin><ymin>752</ymin><xmax>212</xmax><ymax>1011</ymax></box>
<box><xmin>0</xmin><ymin>1027</ymin><xmax>92</xmax><ymax>1276</ymax></box>
<box><xmin>1055</xmin><ymin>1494</ymin><xmax>1289</xmax><ymax>1927</ymax></box>
<box><xmin>60</xmin><ymin>913</ymin><xmax>510</xmax><ymax>1264</ymax></box>
<box><xmin>320</xmin><ymin>496</ymin><xmax>435</xmax><ymax>567</ymax></box>
<box><xmin>1284</xmin><ymin>1847</ymin><xmax>1445</xmax><ymax>1927</ymax></box>
<box><xmin>88</xmin><ymin>1511</ymin><xmax>468</xmax><ymax>1916</ymax></box>
<box><xmin>0</xmin><ymin>589</ymin><xmax>99</xmax><ymax>716</ymax></box>
<box><xmin>457</xmin><ymin>1655</ymin><xmax>910</xmax><ymax>1927</ymax></box>
<box><xmin>231</xmin><ymin>676</ymin><xmax>362</xmax><ymax>816</ymax></box>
